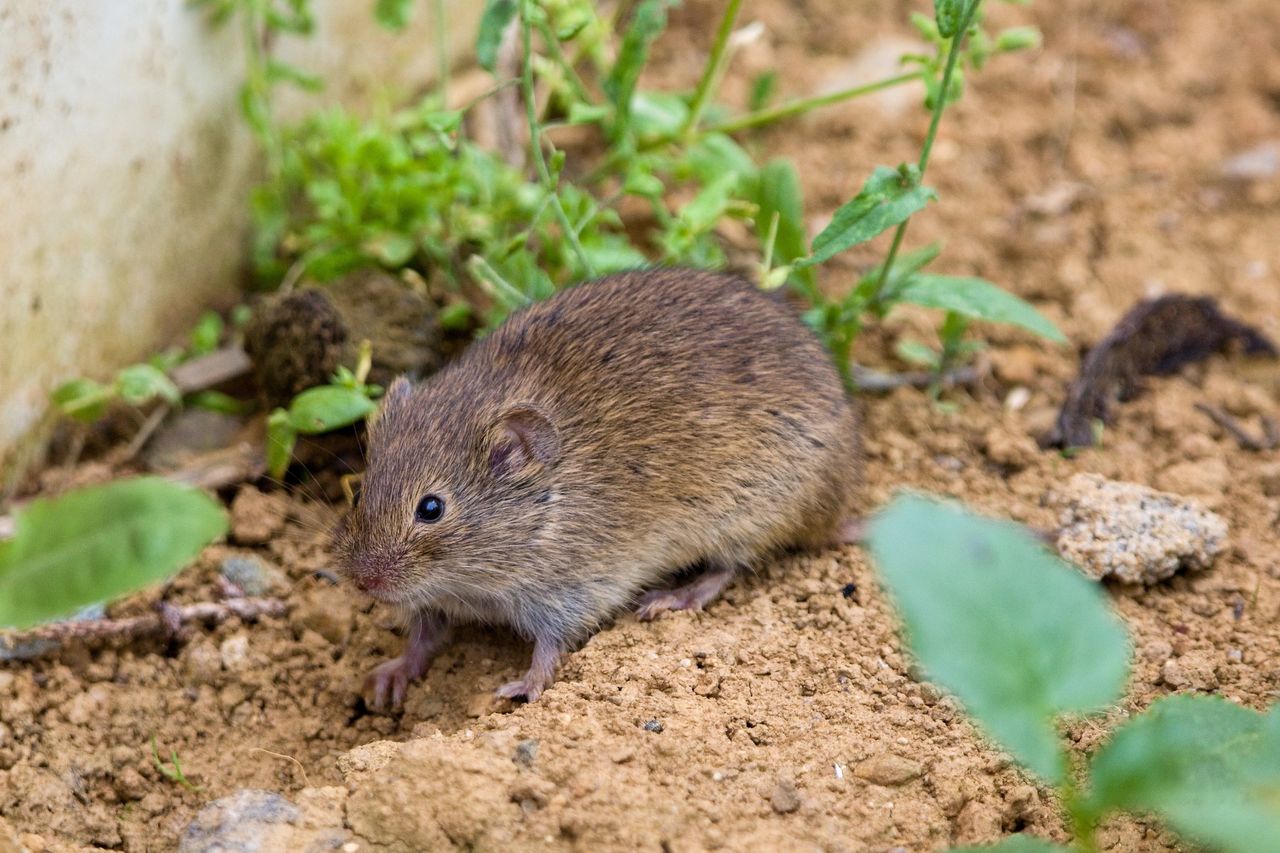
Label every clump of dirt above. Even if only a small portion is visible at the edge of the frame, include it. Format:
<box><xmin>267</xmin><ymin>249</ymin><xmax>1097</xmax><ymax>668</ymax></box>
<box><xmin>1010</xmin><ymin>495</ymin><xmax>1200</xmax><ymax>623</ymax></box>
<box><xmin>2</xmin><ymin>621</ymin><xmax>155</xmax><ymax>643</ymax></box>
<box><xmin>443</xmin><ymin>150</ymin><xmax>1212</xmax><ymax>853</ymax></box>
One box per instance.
<box><xmin>5</xmin><ymin>0</ymin><xmax>1280</xmax><ymax>850</ymax></box>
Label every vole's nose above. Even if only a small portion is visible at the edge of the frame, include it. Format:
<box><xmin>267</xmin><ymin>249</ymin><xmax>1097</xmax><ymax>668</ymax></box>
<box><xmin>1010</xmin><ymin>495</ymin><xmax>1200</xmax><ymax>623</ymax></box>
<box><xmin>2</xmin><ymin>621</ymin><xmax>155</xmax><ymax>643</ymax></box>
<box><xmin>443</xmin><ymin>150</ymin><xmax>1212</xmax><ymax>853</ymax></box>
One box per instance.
<box><xmin>354</xmin><ymin>573</ymin><xmax>386</xmax><ymax>593</ymax></box>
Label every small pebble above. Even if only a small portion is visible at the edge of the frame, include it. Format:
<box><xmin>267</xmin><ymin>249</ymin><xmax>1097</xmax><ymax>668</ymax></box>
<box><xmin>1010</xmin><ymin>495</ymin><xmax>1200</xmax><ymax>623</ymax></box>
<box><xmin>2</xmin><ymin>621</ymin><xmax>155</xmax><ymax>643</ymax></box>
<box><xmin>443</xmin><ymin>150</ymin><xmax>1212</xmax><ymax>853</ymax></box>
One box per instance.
<box><xmin>643</xmin><ymin>720</ymin><xmax>664</xmax><ymax>733</ymax></box>
<box><xmin>219</xmin><ymin>555</ymin><xmax>287</xmax><ymax>597</ymax></box>
<box><xmin>770</xmin><ymin>778</ymin><xmax>802</xmax><ymax>814</ymax></box>
<box><xmin>1052</xmin><ymin>473</ymin><xmax>1227</xmax><ymax>584</ymax></box>
<box><xmin>853</xmin><ymin>754</ymin><xmax>924</xmax><ymax>786</ymax></box>
<box><xmin>513</xmin><ymin>740</ymin><xmax>538</xmax><ymax>767</ymax></box>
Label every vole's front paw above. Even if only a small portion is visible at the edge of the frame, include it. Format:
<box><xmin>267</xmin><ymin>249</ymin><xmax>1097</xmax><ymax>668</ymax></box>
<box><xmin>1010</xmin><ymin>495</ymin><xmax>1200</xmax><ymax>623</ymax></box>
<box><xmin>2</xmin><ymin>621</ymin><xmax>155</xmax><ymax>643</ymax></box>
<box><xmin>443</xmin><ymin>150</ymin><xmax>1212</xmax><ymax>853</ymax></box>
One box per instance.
<box><xmin>365</xmin><ymin>655</ymin><xmax>430</xmax><ymax>709</ymax></box>
<box><xmin>494</xmin><ymin>673</ymin><xmax>548</xmax><ymax>703</ymax></box>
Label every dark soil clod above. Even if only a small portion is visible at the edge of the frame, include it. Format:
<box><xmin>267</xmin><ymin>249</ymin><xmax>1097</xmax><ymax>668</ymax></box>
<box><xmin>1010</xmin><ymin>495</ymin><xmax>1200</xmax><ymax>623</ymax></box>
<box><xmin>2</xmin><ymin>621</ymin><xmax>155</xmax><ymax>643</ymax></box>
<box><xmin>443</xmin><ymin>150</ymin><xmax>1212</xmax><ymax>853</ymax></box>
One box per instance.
<box><xmin>1043</xmin><ymin>295</ymin><xmax>1277</xmax><ymax>449</ymax></box>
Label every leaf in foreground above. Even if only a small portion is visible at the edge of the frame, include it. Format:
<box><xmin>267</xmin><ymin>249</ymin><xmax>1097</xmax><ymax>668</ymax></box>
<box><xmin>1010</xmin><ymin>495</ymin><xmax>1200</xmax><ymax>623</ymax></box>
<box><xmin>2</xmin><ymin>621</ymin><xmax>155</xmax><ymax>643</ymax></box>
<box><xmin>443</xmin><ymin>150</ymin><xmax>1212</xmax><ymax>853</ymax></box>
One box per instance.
<box><xmin>0</xmin><ymin>478</ymin><xmax>228</xmax><ymax>630</ymax></box>
<box><xmin>884</xmin><ymin>273</ymin><xmax>1066</xmax><ymax>343</ymax></box>
<box><xmin>798</xmin><ymin>165</ymin><xmax>937</xmax><ymax>268</ymax></box>
<box><xmin>866</xmin><ymin>495</ymin><xmax>1130</xmax><ymax>784</ymax></box>
<box><xmin>1087</xmin><ymin>695</ymin><xmax>1280</xmax><ymax>853</ymax></box>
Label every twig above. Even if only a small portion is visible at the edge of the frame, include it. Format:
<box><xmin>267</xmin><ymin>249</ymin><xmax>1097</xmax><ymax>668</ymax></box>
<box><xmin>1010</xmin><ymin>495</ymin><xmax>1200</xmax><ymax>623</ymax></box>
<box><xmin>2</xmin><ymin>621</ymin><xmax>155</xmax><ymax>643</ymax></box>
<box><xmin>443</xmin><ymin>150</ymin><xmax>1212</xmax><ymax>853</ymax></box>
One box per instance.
<box><xmin>852</xmin><ymin>363</ymin><xmax>983</xmax><ymax>392</ymax></box>
<box><xmin>169</xmin><ymin>346</ymin><xmax>252</xmax><ymax>395</ymax></box>
<box><xmin>249</xmin><ymin>748</ymin><xmax>310</xmax><ymax>787</ymax></box>
<box><xmin>494</xmin><ymin>18</ymin><xmax>525</xmax><ymax>169</ymax></box>
<box><xmin>0</xmin><ymin>598</ymin><xmax>288</xmax><ymax>660</ymax></box>
<box><xmin>120</xmin><ymin>404</ymin><xmax>171</xmax><ymax>462</ymax></box>
<box><xmin>1195</xmin><ymin>404</ymin><xmax>1280</xmax><ymax>451</ymax></box>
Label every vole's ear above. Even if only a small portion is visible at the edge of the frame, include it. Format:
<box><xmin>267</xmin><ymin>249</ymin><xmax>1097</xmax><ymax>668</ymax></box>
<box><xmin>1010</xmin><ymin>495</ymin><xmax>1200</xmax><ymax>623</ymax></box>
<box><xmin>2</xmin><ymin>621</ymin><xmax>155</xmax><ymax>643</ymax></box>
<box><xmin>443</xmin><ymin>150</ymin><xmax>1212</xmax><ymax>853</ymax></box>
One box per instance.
<box><xmin>369</xmin><ymin>376</ymin><xmax>412</xmax><ymax>430</ymax></box>
<box><xmin>489</xmin><ymin>405</ymin><xmax>560</xmax><ymax>478</ymax></box>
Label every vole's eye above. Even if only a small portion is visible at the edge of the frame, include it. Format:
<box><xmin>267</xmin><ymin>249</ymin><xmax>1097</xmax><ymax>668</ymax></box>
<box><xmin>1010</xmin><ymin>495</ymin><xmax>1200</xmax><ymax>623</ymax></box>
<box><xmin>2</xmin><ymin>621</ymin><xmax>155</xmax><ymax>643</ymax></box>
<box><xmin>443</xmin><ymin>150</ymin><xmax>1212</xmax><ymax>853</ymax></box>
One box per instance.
<box><xmin>415</xmin><ymin>494</ymin><xmax>445</xmax><ymax>523</ymax></box>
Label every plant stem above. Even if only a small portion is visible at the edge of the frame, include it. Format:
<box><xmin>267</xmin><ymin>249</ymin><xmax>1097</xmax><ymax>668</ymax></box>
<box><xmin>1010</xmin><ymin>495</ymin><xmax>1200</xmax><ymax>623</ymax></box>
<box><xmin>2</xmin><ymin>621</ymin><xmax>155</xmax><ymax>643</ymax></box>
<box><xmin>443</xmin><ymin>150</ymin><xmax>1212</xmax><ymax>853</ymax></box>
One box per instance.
<box><xmin>519</xmin><ymin>0</ymin><xmax>595</xmax><ymax>277</ymax></box>
<box><xmin>707</xmin><ymin>71</ymin><xmax>924</xmax><ymax>135</ymax></box>
<box><xmin>1061</xmin><ymin>775</ymin><xmax>1100</xmax><ymax>853</ymax></box>
<box><xmin>872</xmin><ymin>0</ymin><xmax>982</xmax><ymax>297</ymax></box>
<box><xmin>680</xmin><ymin>0</ymin><xmax>744</xmax><ymax>140</ymax></box>
<box><xmin>535</xmin><ymin>18</ymin><xmax>594</xmax><ymax>106</ymax></box>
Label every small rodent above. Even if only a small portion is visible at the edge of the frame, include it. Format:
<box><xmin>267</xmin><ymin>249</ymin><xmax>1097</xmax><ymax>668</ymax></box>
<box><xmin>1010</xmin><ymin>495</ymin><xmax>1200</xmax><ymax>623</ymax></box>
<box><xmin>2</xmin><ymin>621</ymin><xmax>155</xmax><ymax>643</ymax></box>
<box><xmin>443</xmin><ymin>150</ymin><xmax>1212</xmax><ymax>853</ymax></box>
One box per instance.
<box><xmin>333</xmin><ymin>268</ymin><xmax>860</xmax><ymax>706</ymax></box>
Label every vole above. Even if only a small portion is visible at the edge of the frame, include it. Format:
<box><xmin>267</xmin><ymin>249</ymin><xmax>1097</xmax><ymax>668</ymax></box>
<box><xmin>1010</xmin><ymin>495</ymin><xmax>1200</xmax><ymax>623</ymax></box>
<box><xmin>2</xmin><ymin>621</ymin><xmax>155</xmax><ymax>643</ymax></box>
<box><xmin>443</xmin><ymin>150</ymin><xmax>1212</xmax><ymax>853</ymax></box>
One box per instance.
<box><xmin>332</xmin><ymin>268</ymin><xmax>861</xmax><ymax>706</ymax></box>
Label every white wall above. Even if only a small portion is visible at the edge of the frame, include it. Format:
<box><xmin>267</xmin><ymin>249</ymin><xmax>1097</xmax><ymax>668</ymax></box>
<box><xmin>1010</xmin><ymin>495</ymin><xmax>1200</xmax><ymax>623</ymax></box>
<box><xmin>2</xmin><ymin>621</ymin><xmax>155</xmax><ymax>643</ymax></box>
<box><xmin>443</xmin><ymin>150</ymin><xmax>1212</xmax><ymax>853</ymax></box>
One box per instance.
<box><xmin>0</xmin><ymin>0</ymin><xmax>481</xmax><ymax>479</ymax></box>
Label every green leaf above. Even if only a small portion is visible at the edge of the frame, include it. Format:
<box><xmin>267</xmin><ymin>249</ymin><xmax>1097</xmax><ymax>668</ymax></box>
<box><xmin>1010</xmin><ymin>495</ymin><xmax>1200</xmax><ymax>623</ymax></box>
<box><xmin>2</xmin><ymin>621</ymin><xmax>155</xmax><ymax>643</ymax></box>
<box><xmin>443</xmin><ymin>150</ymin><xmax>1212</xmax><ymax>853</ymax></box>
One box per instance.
<box><xmin>884</xmin><ymin>274</ymin><xmax>1066</xmax><ymax>343</ymax></box>
<box><xmin>996</xmin><ymin>27</ymin><xmax>1042</xmax><ymax>53</ymax></box>
<box><xmin>476</xmin><ymin>0</ymin><xmax>517</xmax><ymax>72</ymax></box>
<box><xmin>866</xmin><ymin>495</ymin><xmax>1130</xmax><ymax>784</ymax></box>
<box><xmin>567</xmin><ymin>102</ymin><xmax>611</xmax><ymax>125</ymax></box>
<box><xmin>603</xmin><ymin>0</ymin><xmax>672</xmax><ymax>131</ymax></box>
<box><xmin>630</xmin><ymin>91</ymin><xmax>689</xmax><ymax>141</ymax></box>
<box><xmin>266</xmin><ymin>409</ymin><xmax>298</xmax><ymax>481</ymax></box>
<box><xmin>0</xmin><ymin>478</ymin><xmax>227</xmax><ymax>630</ymax></box>
<box><xmin>287</xmin><ymin>386</ymin><xmax>378</xmax><ymax>434</ymax></box>
<box><xmin>742</xmin><ymin>159</ymin><xmax>814</xmax><ymax>293</ymax></box>
<box><xmin>952</xmin><ymin>836</ymin><xmax>1071</xmax><ymax>853</ymax></box>
<box><xmin>116</xmin><ymin>364</ymin><xmax>181</xmax><ymax>406</ymax></box>
<box><xmin>189</xmin><ymin>311</ymin><xmax>224</xmax><ymax>356</ymax></box>
<box><xmin>798</xmin><ymin>166</ymin><xmax>936</xmax><ymax>268</ymax></box>
<box><xmin>51</xmin><ymin>378</ymin><xmax>114</xmax><ymax>423</ymax></box>
<box><xmin>186</xmin><ymin>390</ymin><xmax>251</xmax><ymax>415</ymax></box>
<box><xmin>374</xmin><ymin>0</ymin><xmax>414</xmax><ymax>31</ymax></box>
<box><xmin>364</xmin><ymin>232</ymin><xmax>417</xmax><ymax>267</ymax></box>
<box><xmin>1087</xmin><ymin>696</ymin><xmax>1280</xmax><ymax>853</ymax></box>
<box><xmin>895</xmin><ymin>339</ymin><xmax>941</xmax><ymax>369</ymax></box>
<box><xmin>934</xmin><ymin>0</ymin><xmax>964</xmax><ymax>37</ymax></box>
<box><xmin>264</xmin><ymin>59</ymin><xmax>323</xmax><ymax>92</ymax></box>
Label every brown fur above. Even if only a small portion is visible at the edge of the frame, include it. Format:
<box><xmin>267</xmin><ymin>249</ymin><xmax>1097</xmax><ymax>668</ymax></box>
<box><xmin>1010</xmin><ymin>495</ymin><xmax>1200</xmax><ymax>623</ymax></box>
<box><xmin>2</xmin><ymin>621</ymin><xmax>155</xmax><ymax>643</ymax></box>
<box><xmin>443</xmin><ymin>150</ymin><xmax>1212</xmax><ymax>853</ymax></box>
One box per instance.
<box><xmin>332</xmin><ymin>268</ymin><xmax>860</xmax><ymax>702</ymax></box>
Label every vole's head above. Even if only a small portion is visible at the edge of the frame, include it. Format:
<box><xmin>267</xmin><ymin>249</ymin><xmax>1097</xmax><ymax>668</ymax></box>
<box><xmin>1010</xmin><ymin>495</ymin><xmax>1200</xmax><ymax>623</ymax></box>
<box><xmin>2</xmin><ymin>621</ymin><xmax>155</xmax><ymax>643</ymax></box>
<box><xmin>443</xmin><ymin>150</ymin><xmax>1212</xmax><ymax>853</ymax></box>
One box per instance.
<box><xmin>331</xmin><ymin>376</ymin><xmax>561</xmax><ymax>606</ymax></box>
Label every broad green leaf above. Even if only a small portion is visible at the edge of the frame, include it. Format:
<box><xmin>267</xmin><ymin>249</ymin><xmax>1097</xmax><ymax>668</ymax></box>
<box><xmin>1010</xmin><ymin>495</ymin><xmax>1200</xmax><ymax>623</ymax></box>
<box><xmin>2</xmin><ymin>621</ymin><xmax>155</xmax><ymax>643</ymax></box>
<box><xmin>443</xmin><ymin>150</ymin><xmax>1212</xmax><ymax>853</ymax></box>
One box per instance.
<box><xmin>51</xmin><ymin>378</ymin><xmax>113</xmax><ymax>423</ymax></box>
<box><xmin>885</xmin><ymin>274</ymin><xmax>1066</xmax><ymax>343</ymax></box>
<box><xmin>0</xmin><ymin>478</ymin><xmax>227</xmax><ymax>630</ymax></box>
<box><xmin>1087</xmin><ymin>696</ymin><xmax>1280</xmax><ymax>853</ymax></box>
<box><xmin>867</xmin><ymin>495</ymin><xmax>1130</xmax><ymax>784</ymax></box>
<box><xmin>266</xmin><ymin>410</ymin><xmax>298</xmax><ymax>481</ymax></box>
<box><xmin>798</xmin><ymin>166</ymin><xmax>936</xmax><ymax>268</ymax></box>
<box><xmin>116</xmin><ymin>364</ymin><xmax>181</xmax><ymax>406</ymax></box>
<box><xmin>476</xmin><ymin>0</ymin><xmax>517</xmax><ymax>72</ymax></box>
<box><xmin>287</xmin><ymin>386</ymin><xmax>377</xmax><ymax>434</ymax></box>
<box><xmin>742</xmin><ymin>159</ymin><xmax>815</xmax><ymax>293</ymax></box>
<box><xmin>374</xmin><ymin>0</ymin><xmax>414</xmax><ymax>31</ymax></box>
<box><xmin>952</xmin><ymin>836</ymin><xmax>1070</xmax><ymax>853</ymax></box>
<box><xmin>952</xmin><ymin>838</ymin><xmax>1069</xmax><ymax>853</ymax></box>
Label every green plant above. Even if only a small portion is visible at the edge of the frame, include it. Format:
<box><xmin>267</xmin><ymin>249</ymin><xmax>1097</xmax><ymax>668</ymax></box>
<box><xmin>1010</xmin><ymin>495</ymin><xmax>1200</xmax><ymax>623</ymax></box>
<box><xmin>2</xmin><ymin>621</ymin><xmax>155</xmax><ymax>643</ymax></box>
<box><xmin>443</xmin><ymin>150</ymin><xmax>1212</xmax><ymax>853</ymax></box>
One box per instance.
<box><xmin>152</xmin><ymin>735</ymin><xmax>203</xmax><ymax>791</ymax></box>
<box><xmin>50</xmin><ymin>310</ymin><xmax>250</xmax><ymax>421</ymax></box>
<box><xmin>0</xmin><ymin>479</ymin><xmax>228</xmax><ymax>630</ymax></box>
<box><xmin>265</xmin><ymin>341</ymin><xmax>383</xmax><ymax>480</ymax></box>
<box><xmin>867</xmin><ymin>495</ymin><xmax>1280</xmax><ymax>852</ymax></box>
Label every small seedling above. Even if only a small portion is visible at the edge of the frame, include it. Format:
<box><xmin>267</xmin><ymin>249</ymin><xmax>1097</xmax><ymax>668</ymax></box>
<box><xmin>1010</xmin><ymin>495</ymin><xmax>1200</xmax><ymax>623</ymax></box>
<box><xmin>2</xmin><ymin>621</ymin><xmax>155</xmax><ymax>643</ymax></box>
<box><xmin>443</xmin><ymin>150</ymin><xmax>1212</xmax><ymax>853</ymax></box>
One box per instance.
<box><xmin>265</xmin><ymin>341</ymin><xmax>383</xmax><ymax>480</ymax></box>
<box><xmin>867</xmin><ymin>495</ymin><xmax>1280</xmax><ymax>852</ymax></box>
<box><xmin>152</xmin><ymin>735</ymin><xmax>203</xmax><ymax>792</ymax></box>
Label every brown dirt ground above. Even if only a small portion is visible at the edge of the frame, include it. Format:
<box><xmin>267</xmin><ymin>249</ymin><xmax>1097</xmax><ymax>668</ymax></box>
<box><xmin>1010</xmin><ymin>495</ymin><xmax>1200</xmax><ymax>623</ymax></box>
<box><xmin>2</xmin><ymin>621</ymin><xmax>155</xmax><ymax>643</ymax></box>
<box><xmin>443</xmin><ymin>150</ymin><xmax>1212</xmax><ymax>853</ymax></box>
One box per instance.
<box><xmin>4</xmin><ymin>0</ymin><xmax>1280</xmax><ymax>850</ymax></box>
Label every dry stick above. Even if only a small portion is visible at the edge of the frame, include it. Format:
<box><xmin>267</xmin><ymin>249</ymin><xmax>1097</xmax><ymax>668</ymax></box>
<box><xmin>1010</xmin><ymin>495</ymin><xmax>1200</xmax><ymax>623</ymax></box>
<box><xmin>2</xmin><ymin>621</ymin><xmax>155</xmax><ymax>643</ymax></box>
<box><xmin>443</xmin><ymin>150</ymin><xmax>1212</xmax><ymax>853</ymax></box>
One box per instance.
<box><xmin>248</xmin><ymin>748</ymin><xmax>310</xmax><ymax>788</ymax></box>
<box><xmin>852</xmin><ymin>363</ymin><xmax>983</xmax><ymax>392</ymax></box>
<box><xmin>1194</xmin><ymin>404</ymin><xmax>1280</xmax><ymax>451</ymax></box>
<box><xmin>3</xmin><ymin>598</ymin><xmax>288</xmax><ymax>654</ymax></box>
<box><xmin>169</xmin><ymin>346</ymin><xmax>253</xmax><ymax>395</ymax></box>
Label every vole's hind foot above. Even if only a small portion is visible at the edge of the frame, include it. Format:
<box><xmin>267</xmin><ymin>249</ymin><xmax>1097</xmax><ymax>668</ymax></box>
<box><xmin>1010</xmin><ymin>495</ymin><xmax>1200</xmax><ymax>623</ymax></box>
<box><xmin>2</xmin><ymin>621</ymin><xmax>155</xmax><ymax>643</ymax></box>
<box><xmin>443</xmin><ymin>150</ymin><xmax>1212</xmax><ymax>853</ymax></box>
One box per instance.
<box><xmin>636</xmin><ymin>562</ymin><xmax>737</xmax><ymax>621</ymax></box>
<box><xmin>496</xmin><ymin>636</ymin><xmax>561</xmax><ymax>702</ymax></box>
<box><xmin>364</xmin><ymin>611</ymin><xmax>450</xmax><ymax>710</ymax></box>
